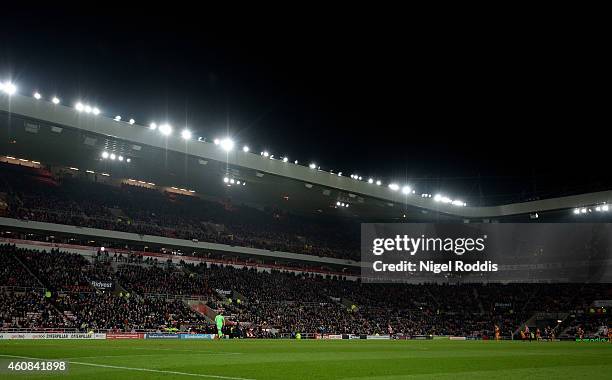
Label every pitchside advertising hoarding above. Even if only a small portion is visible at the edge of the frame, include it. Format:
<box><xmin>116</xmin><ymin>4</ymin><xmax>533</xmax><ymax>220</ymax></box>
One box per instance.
<box><xmin>361</xmin><ymin>223</ymin><xmax>612</xmax><ymax>283</ymax></box>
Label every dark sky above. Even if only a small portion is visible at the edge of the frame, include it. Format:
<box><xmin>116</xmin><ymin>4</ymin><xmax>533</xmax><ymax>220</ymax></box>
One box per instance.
<box><xmin>1</xmin><ymin>7</ymin><xmax>608</xmax><ymax>205</ymax></box>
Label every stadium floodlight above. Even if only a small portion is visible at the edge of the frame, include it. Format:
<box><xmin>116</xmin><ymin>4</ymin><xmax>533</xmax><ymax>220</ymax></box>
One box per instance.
<box><xmin>603</xmin><ymin>205</ymin><xmax>610</xmax><ymax>212</ymax></box>
<box><xmin>0</xmin><ymin>81</ymin><xmax>16</xmax><ymax>95</ymax></box>
<box><xmin>236</xmin><ymin>180</ymin><xmax>241</xmax><ymax>185</ymax></box>
<box><xmin>33</xmin><ymin>92</ymin><xmax>42</xmax><ymax>99</ymax></box>
<box><xmin>149</xmin><ymin>122</ymin><xmax>157</xmax><ymax>130</ymax></box>
<box><xmin>181</xmin><ymin>129</ymin><xmax>192</xmax><ymax>140</ymax></box>
<box><xmin>376</xmin><ymin>180</ymin><xmax>382</xmax><ymax>186</ymax></box>
<box><xmin>223</xmin><ymin>177</ymin><xmax>229</xmax><ymax>183</ymax></box>
<box><xmin>434</xmin><ymin>194</ymin><xmax>442</xmax><ymax>202</ymax></box>
<box><xmin>282</xmin><ymin>157</ymin><xmax>288</xmax><ymax>162</ymax></box>
<box><xmin>401</xmin><ymin>185</ymin><xmax>411</xmax><ymax>195</ymax></box>
<box><xmin>129</xmin><ymin>118</ymin><xmax>135</xmax><ymax>125</ymax></box>
<box><xmin>101</xmin><ymin>151</ymin><xmax>109</xmax><ymax>159</ymax></box>
<box><xmin>388</xmin><ymin>183</ymin><xmax>399</xmax><ymax>191</ymax></box>
<box><xmin>309</xmin><ymin>163</ymin><xmax>316</xmax><ymax>169</ymax></box>
<box><xmin>114</xmin><ymin>115</ymin><xmax>122</xmax><ymax>121</ymax></box>
<box><xmin>340</xmin><ymin>202</ymin><xmax>345</xmax><ymax>207</ymax></box>
<box><xmin>336</xmin><ymin>201</ymin><xmax>341</xmax><ymax>206</ymax></box>
<box><xmin>368</xmin><ymin>178</ymin><xmax>374</xmax><ymax>184</ymax></box>
<box><xmin>84</xmin><ymin>105</ymin><xmax>92</xmax><ymax>113</ymax></box>
<box><xmin>573</xmin><ymin>208</ymin><xmax>580</xmax><ymax>214</ymax></box>
<box><xmin>270</xmin><ymin>155</ymin><xmax>274</xmax><ymax>159</ymax></box>
<box><xmin>596</xmin><ymin>206</ymin><xmax>602</xmax><ymax>212</ymax></box>
<box><xmin>452</xmin><ymin>200</ymin><xmax>464</xmax><ymax>206</ymax></box>
<box><xmin>75</xmin><ymin>102</ymin><xmax>84</xmax><ymax>111</ymax></box>
<box><xmin>358</xmin><ymin>176</ymin><xmax>362</xmax><ymax>181</ymax></box>
<box><xmin>126</xmin><ymin>158</ymin><xmax>131</xmax><ymax>163</ymax></box>
<box><xmin>220</xmin><ymin>138</ymin><xmax>234</xmax><ymax>151</ymax></box>
<box><xmin>51</xmin><ymin>96</ymin><xmax>60</xmax><ymax>104</ymax></box>
<box><xmin>242</xmin><ymin>145</ymin><xmax>249</xmax><ymax>152</ymax></box>
<box><xmin>159</xmin><ymin>124</ymin><xmax>172</xmax><ymax>136</ymax></box>
<box><xmin>345</xmin><ymin>203</ymin><xmax>349</xmax><ymax>208</ymax></box>
<box><xmin>92</xmin><ymin>107</ymin><xmax>100</xmax><ymax>115</ymax></box>
<box><xmin>214</xmin><ymin>138</ymin><xmax>220</xmax><ymax>145</ymax></box>
<box><xmin>580</xmin><ymin>208</ymin><xmax>587</xmax><ymax>214</ymax></box>
<box><xmin>109</xmin><ymin>153</ymin><xmax>116</xmax><ymax>160</ymax></box>
<box><xmin>230</xmin><ymin>179</ymin><xmax>235</xmax><ymax>184</ymax></box>
<box><xmin>118</xmin><ymin>155</ymin><xmax>124</xmax><ymax>161</ymax></box>
<box><xmin>262</xmin><ymin>151</ymin><xmax>269</xmax><ymax>157</ymax></box>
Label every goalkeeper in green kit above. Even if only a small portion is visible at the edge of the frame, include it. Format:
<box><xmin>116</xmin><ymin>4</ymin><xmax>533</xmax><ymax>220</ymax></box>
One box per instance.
<box><xmin>215</xmin><ymin>314</ymin><xmax>225</xmax><ymax>339</ymax></box>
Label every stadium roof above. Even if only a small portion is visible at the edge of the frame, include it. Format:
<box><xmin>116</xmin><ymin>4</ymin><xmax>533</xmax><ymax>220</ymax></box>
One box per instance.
<box><xmin>1</xmin><ymin>93</ymin><xmax>610</xmax><ymax>220</ymax></box>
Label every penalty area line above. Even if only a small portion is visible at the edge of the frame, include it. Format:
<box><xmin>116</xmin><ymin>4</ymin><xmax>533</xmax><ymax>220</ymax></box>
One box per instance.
<box><xmin>0</xmin><ymin>354</ymin><xmax>255</xmax><ymax>380</ymax></box>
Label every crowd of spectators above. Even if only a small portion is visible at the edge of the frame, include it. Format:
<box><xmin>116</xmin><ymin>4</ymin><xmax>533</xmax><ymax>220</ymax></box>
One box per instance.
<box><xmin>0</xmin><ymin>244</ymin><xmax>610</xmax><ymax>337</ymax></box>
<box><xmin>0</xmin><ymin>165</ymin><xmax>359</xmax><ymax>260</ymax></box>
<box><xmin>0</xmin><ymin>291</ymin><xmax>68</xmax><ymax>329</ymax></box>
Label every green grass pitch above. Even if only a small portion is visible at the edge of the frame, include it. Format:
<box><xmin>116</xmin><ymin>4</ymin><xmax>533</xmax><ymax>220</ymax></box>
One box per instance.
<box><xmin>1</xmin><ymin>339</ymin><xmax>611</xmax><ymax>379</ymax></box>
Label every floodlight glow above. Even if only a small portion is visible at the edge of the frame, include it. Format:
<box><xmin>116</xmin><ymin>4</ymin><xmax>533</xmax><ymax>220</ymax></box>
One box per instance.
<box><xmin>236</xmin><ymin>181</ymin><xmax>241</xmax><ymax>185</ymax></box>
<box><xmin>129</xmin><ymin>118</ymin><xmax>135</xmax><ymax>125</ymax></box>
<box><xmin>596</xmin><ymin>206</ymin><xmax>602</xmax><ymax>212</ymax></box>
<box><xmin>149</xmin><ymin>122</ymin><xmax>157</xmax><ymax>130</ymax></box>
<box><xmin>109</xmin><ymin>153</ymin><xmax>116</xmax><ymax>160</ymax></box>
<box><xmin>341</xmin><ymin>203</ymin><xmax>345</xmax><ymax>207</ymax></box>
<box><xmin>434</xmin><ymin>194</ymin><xmax>442</xmax><ymax>202</ymax></box>
<box><xmin>159</xmin><ymin>124</ymin><xmax>172</xmax><ymax>136</ymax></box>
<box><xmin>84</xmin><ymin>105</ymin><xmax>92</xmax><ymax>113</ymax></box>
<box><xmin>603</xmin><ymin>205</ymin><xmax>610</xmax><ymax>212</ymax></box>
<box><xmin>338</xmin><ymin>172</ymin><xmax>342</xmax><ymax>176</ymax></box>
<box><xmin>294</xmin><ymin>160</ymin><xmax>298</xmax><ymax>164</ymax></box>
<box><xmin>114</xmin><ymin>115</ymin><xmax>122</xmax><ymax>121</ymax></box>
<box><xmin>101</xmin><ymin>151</ymin><xmax>109</xmax><ymax>159</ymax></box>
<box><xmin>214</xmin><ymin>138</ymin><xmax>220</xmax><ymax>145</ymax></box>
<box><xmin>126</xmin><ymin>158</ymin><xmax>131</xmax><ymax>163</ymax></box>
<box><xmin>33</xmin><ymin>92</ymin><xmax>42</xmax><ymax>100</ymax></box>
<box><xmin>452</xmin><ymin>200</ymin><xmax>464</xmax><ymax>206</ymax></box>
<box><xmin>581</xmin><ymin>208</ymin><xmax>587</xmax><ymax>214</ymax></box>
<box><xmin>345</xmin><ymin>203</ymin><xmax>349</xmax><ymax>208</ymax></box>
<box><xmin>75</xmin><ymin>102</ymin><xmax>84</xmax><ymax>111</ymax></box>
<box><xmin>51</xmin><ymin>96</ymin><xmax>60</xmax><ymax>104</ymax></box>
<box><xmin>282</xmin><ymin>157</ymin><xmax>288</xmax><ymax>162</ymax></box>
<box><xmin>242</xmin><ymin>146</ymin><xmax>249</xmax><ymax>152</ymax></box>
<box><xmin>309</xmin><ymin>163</ymin><xmax>316</xmax><ymax>169</ymax></box>
<box><xmin>573</xmin><ymin>208</ymin><xmax>580</xmax><ymax>214</ymax></box>
<box><xmin>388</xmin><ymin>183</ymin><xmax>399</xmax><ymax>191</ymax></box>
<box><xmin>336</xmin><ymin>201</ymin><xmax>341</xmax><ymax>206</ymax></box>
<box><xmin>358</xmin><ymin>176</ymin><xmax>362</xmax><ymax>181</ymax></box>
<box><xmin>92</xmin><ymin>107</ymin><xmax>100</xmax><ymax>115</ymax></box>
<box><xmin>1</xmin><ymin>82</ymin><xmax>16</xmax><ymax>95</ymax></box>
<box><xmin>118</xmin><ymin>156</ymin><xmax>124</xmax><ymax>162</ymax></box>
<box><xmin>181</xmin><ymin>129</ymin><xmax>192</xmax><ymax>140</ymax></box>
<box><xmin>230</xmin><ymin>179</ymin><xmax>235</xmax><ymax>184</ymax></box>
<box><xmin>376</xmin><ymin>180</ymin><xmax>382</xmax><ymax>186</ymax></box>
<box><xmin>368</xmin><ymin>178</ymin><xmax>374</xmax><ymax>184</ymax></box>
<box><xmin>223</xmin><ymin>177</ymin><xmax>229</xmax><ymax>183</ymax></box>
<box><xmin>401</xmin><ymin>186</ymin><xmax>411</xmax><ymax>195</ymax></box>
<box><xmin>262</xmin><ymin>151</ymin><xmax>269</xmax><ymax>157</ymax></box>
<box><xmin>219</xmin><ymin>138</ymin><xmax>234</xmax><ymax>151</ymax></box>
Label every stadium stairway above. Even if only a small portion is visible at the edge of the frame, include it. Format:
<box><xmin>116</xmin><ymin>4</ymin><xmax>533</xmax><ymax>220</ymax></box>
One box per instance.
<box><xmin>12</xmin><ymin>253</ymin><xmax>47</xmax><ymax>289</ymax></box>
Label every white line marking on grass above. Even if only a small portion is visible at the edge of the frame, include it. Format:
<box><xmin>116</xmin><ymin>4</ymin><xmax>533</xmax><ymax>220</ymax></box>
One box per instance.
<box><xmin>0</xmin><ymin>355</ymin><xmax>254</xmax><ymax>380</ymax></box>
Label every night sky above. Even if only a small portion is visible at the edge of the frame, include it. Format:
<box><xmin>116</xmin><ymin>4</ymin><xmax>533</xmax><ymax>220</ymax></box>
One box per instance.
<box><xmin>1</xmin><ymin>7</ymin><xmax>608</xmax><ymax>205</ymax></box>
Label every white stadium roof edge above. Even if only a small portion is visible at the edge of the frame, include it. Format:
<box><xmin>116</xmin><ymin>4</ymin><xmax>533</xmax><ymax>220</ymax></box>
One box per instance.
<box><xmin>1</xmin><ymin>93</ymin><xmax>610</xmax><ymax>219</ymax></box>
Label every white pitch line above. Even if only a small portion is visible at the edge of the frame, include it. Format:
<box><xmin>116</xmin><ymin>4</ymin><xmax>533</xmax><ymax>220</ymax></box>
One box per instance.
<box><xmin>0</xmin><ymin>354</ymin><xmax>255</xmax><ymax>380</ymax></box>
